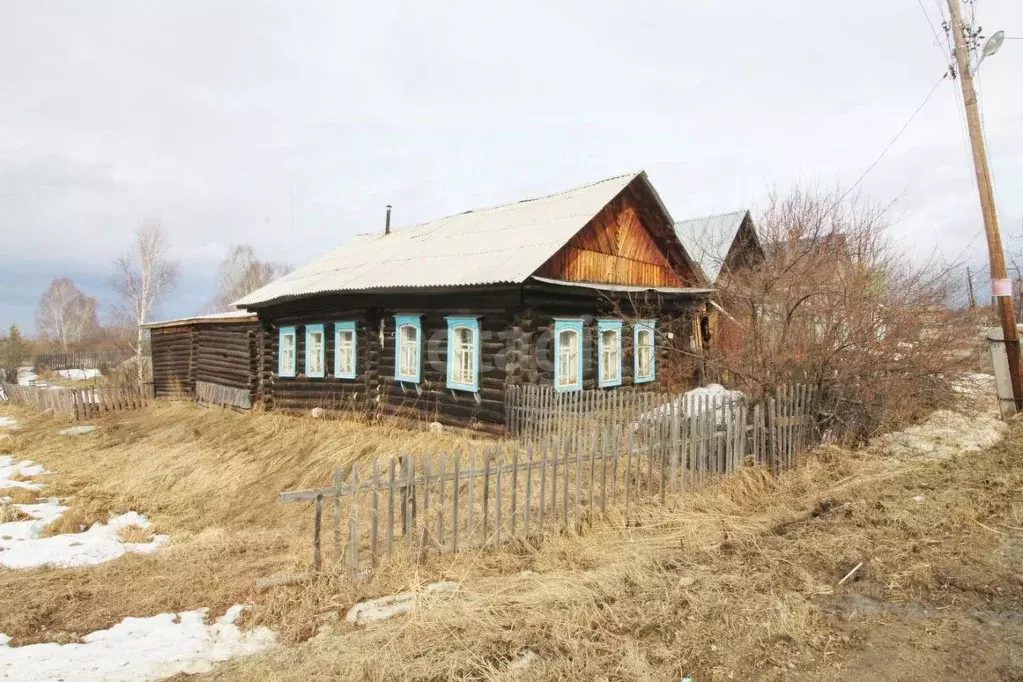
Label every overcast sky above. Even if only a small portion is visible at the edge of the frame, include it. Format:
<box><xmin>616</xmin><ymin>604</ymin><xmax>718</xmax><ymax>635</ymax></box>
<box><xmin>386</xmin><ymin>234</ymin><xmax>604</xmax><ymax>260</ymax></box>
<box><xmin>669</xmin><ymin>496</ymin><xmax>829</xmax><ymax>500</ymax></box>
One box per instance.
<box><xmin>2</xmin><ymin>1</ymin><xmax>1021</xmax><ymax>333</ymax></box>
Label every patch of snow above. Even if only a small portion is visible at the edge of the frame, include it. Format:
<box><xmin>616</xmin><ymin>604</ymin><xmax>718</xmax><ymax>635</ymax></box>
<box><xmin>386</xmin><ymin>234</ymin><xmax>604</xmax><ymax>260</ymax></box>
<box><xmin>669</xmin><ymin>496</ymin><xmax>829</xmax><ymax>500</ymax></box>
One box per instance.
<box><xmin>55</xmin><ymin>368</ymin><xmax>102</xmax><ymax>381</ymax></box>
<box><xmin>951</xmin><ymin>372</ymin><xmax>996</xmax><ymax>397</ymax></box>
<box><xmin>507</xmin><ymin>649</ymin><xmax>539</xmax><ymax>671</ymax></box>
<box><xmin>633</xmin><ymin>384</ymin><xmax>747</xmax><ymax>431</ymax></box>
<box><xmin>0</xmin><ymin>604</ymin><xmax>275</xmax><ymax>682</ymax></box>
<box><xmin>0</xmin><ymin>418</ymin><xmax>17</xmax><ymax>429</ymax></box>
<box><xmin>0</xmin><ymin>509</ymin><xmax>169</xmax><ymax>569</ymax></box>
<box><xmin>16</xmin><ymin>367</ymin><xmax>39</xmax><ymax>387</ymax></box>
<box><xmin>869</xmin><ymin>409</ymin><xmax>1008</xmax><ymax>460</ymax></box>
<box><xmin>0</xmin><ymin>456</ymin><xmax>48</xmax><ymax>491</ymax></box>
<box><xmin>58</xmin><ymin>425</ymin><xmax>96</xmax><ymax>436</ymax></box>
<box><xmin>345</xmin><ymin>581</ymin><xmax>459</xmax><ymax>625</ymax></box>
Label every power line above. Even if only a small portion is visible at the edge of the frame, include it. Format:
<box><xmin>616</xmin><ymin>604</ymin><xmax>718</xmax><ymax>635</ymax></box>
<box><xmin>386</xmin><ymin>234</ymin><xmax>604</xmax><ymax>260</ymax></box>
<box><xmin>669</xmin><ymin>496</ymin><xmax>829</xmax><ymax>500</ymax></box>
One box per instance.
<box><xmin>839</xmin><ymin>73</ymin><xmax>948</xmax><ymax>201</ymax></box>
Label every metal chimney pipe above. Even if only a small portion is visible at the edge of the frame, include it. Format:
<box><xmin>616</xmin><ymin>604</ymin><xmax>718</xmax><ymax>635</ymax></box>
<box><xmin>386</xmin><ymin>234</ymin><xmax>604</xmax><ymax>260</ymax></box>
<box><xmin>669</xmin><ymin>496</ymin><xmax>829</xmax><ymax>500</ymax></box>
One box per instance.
<box><xmin>385</xmin><ymin>205</ymin><xmax>392</xmax><ymax>235</ymax></box>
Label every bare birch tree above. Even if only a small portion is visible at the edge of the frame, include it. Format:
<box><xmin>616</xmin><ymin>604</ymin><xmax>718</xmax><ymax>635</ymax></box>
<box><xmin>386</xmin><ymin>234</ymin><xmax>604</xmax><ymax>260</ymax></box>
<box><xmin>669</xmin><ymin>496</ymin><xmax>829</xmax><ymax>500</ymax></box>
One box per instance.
<box><xmin>35</xmin><ymin>278</ymin><xmax>99</xmax><ymax>352</ymax></box>
<box><xmin>210</xmin><ymin>245</ymin><xmax>291</xmax><ymax>312</ymax></box>
<box><xmin>111</xmin><ymin>220</ymin><xmax>180</xmax><ymax>382</ymax></box>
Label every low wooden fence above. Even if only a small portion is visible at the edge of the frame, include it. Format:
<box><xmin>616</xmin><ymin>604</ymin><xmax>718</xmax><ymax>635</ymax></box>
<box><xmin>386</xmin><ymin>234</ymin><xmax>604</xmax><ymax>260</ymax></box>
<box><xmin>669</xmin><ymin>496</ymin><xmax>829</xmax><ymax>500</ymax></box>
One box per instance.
<box><xmin>0</xmin><ymin>381</ymin><xmax>150</xmax><ymax>420</ymax></box>
<box><xmin>280</xmin><ymin>383</ymin><xmax>818</xmax><ymax>573</ymax></box>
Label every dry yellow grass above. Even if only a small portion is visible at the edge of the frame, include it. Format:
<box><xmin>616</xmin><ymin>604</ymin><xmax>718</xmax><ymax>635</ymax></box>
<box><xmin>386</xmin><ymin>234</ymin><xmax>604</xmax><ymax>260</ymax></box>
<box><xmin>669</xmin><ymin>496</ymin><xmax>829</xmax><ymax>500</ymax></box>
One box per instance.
<box><xmin>0</xmin><ymin>503</ymin><xmax>30</xmax><ymax>523</ymax></box>
<box><xmin>0</xmin><ymin>402</ymin><xmax>491</xmax><ymax>645</ymax></box>
<box><xmin>198</xmin><ymin>425</ymin><xmax>1023</xmax><ymax>681</ymax></box>
<box><xmin>116</xmin><ymin>524</ymin><xmax>154</xmax><ymax>544</ymax></box>
<box><xmin>2</xmin><ymin>400</ymin><xmax>1022</xmax><ymax>679</ymax></box>
<box><xmin>0</xmin><ymin>487</ymin><xmax>39</xmax><ymax>505</ymax></box>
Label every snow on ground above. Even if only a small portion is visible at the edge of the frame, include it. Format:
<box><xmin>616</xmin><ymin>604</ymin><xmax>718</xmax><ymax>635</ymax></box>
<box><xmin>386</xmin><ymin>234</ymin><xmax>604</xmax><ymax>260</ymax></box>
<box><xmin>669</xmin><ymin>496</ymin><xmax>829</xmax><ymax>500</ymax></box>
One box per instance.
<box><xmin>0</xmin><ymin>455</ymin><xmax>48</xmax><ymax>491</ymax></box>
<box><xmin>56</xmin><ymin>368</ymin><xmax>102</xmax><ymax>380</ymax></box>
<box><xmin>633</xmin><ymin>384</ymin><xmax>747</xmax><ymax>430</ymax></box>
<box><xmin>0</xmin><ymin>417</ymin><xmax>17</xmax><ymax>429</ymax></box>
<box><xmin>0</xmin><ymin>605</ymin><xmax>276</xmax><ymax>682</ymax></box>
<box><xmin>1</xmin><ymin>451</ymin><xmax>168</xmax><ymax>569</ymax></box>
<box><xmin>16</xmin><ymin>367</ymin><xmax>39</xmax><ymax>386</ymax></box>
<box><xmin>0</xmin><ymin>509</ymin><xmax>169</xmax><ymax>569</ymax></box>
<box><xmin>870</xmin><ymin>373</ymin><xmax>1007</xmax><ymax>459</ymax></box>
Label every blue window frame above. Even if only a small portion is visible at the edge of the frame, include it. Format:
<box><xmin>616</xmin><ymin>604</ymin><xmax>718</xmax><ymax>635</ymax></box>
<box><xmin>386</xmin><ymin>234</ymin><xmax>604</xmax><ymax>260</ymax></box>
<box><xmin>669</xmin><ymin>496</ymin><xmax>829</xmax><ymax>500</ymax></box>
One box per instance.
<box><xmin>634</xmin><ymin>320</ymin><xmax>656</xmax><ymax>384</ymax></box>
<box><xmin>334</xmin><ymin>321</ymin><xmax>357</xmax><ymax>379</ymax></box>
<box><xmin>278</xmin><ymin>326</ymin><xmax>296</xmax><ymax>378</ymax></box>
<box><xmin>445</xmin><ymin>316</ymin><xmax>481</xmax><ymax>392</ymax></box>
<box><xmin>553</xmin><ymin>319</ymin><xmax>584</xmax><ymax>392</ymax></box>
<box><xmin>596</xmin><ymin>320</ymin><xmax>623</xmax><ymax>388</ymax></box>
<box><xmin>394</xmin><ymin>314</ymin><xmax>422</xmax><ymax>383</ymax></box>
<box><xmin>305</xmin><ymin>324</ymin><xmax>326</xmax><ymax>378</ymax></box>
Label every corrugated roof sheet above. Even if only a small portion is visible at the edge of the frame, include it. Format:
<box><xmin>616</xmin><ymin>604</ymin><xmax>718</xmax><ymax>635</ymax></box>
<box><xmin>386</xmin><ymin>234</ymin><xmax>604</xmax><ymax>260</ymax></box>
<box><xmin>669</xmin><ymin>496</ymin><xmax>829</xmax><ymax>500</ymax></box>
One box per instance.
<box><xmin>673</xmin><ymin>210</ymin><xmax>749</xmax><ymax>283</ymax></box>
<box><xmin>234</xmin><ymin>172</ymin><xmax>652</xmax><ymax>308</ymax></box>
<box><xmin>141</xmin><ymin>310</ymin><xmax>257</xmax><ymax>329</ymax></box>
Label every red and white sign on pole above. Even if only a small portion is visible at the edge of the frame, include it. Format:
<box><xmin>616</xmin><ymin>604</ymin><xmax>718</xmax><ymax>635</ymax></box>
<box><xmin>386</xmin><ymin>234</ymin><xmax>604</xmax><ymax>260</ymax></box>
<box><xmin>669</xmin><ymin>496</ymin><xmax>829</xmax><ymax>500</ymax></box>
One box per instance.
<box><xmin>992</xmin><ymin>278</ymin><xmax>1013</xmax><ymax>297</ymax></box>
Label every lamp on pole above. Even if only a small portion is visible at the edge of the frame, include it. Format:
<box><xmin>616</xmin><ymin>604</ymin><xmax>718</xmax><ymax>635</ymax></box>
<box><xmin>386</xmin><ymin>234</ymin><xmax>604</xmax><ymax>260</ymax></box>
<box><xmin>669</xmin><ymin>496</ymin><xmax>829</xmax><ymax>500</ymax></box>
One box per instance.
<box><xmin>944</xmin><ymin>2</ymin><xmax>1021</xmax><ymax>410</ymax></box>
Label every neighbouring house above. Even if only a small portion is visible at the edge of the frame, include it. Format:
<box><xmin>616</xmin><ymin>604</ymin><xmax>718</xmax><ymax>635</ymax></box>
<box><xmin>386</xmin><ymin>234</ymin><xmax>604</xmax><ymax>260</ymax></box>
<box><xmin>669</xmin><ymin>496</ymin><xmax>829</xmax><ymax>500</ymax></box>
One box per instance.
<box><xmin>144</xmin><ymin>311</ymin><xmax>259</xmax><ymax>408</ymax></box>
<box><xmin>232</xmin><ymin>171</ymin><xmax>713</xmax><ymax>430</ymax></box>
<box><xmin>673</xmin><ymin>210</ymin><xmax>764</xmax><ymax>360</ymax></box>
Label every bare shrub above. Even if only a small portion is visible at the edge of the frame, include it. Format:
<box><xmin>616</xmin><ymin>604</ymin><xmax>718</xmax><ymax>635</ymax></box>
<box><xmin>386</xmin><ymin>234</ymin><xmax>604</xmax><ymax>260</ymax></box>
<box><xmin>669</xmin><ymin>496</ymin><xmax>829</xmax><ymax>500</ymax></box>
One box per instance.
<box><xmin>677</xmin><ymin>188</ymin><xmax>978</xmax><ymax>443</ymax></box>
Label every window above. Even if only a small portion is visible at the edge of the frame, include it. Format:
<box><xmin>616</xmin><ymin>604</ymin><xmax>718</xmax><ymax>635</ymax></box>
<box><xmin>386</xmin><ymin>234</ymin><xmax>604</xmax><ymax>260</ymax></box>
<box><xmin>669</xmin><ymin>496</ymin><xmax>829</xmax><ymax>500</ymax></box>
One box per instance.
<box><xmin>278</xmin><ymin>327</ymin><xmax>296</xmax><ymax>377</ymax></box>
<box><xmin>597</xmin><ymin>320</ymin><xmax>622</xmax><ymax>388</ymax></box>
<box><xmin>554</xmin><ymin>319</ymin><xmax>583</xmax><ymax>392</ymax></box>
<box><xmin>394</xmin><ymin>314</ymin><xmax>422</xmax><ymax>383</ymax></box>
<box><xmin>334</xmin><ymin>321</ymin><xmax>357</xmax><ymax>379</ymax></box>
<box><xmin>634</xmin><ymin>320</ymin><xmax>656</xmax><ymax>383</ymax></box>
<box><xmin>305</xmin><ymin>324</ymin><xmax>325</xmax><ymax>378</ymax></box>
<box><xmin>446</xmin><ymin>316</ymin><xmax>480</xmax><ymax>391</ymax></box>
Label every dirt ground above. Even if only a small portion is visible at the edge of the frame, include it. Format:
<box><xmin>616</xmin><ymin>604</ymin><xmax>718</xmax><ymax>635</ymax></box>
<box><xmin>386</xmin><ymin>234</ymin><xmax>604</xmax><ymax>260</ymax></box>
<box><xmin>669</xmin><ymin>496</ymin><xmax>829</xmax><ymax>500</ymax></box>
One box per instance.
<box><xmin>3</xmin><ymin>389</ymin><xmax>1023</xmax><ymax>681</ymax></box>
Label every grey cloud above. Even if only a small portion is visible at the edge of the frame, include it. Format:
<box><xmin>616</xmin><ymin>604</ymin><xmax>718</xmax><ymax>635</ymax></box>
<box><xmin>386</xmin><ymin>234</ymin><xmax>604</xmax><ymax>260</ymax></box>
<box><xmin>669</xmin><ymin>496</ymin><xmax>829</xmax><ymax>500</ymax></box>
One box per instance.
<box><xmin>1</xmin><ymin>0</ymin><xmax>1021</xmax><ymax>334</ymax></box>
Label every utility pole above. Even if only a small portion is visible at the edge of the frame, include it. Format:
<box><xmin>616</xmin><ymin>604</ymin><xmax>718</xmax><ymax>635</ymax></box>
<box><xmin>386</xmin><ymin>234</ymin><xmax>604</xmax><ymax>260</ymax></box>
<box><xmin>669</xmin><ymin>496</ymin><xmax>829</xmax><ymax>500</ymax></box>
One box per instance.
<box><xmin>967</xmin><ymin>266</ymin><xmax>976</xmax><ymax>308</ymax></box>
<box><xmin>946</xmin><ymin>0</ymin><xmax>1023</xmax><ymax>410</ymax></box>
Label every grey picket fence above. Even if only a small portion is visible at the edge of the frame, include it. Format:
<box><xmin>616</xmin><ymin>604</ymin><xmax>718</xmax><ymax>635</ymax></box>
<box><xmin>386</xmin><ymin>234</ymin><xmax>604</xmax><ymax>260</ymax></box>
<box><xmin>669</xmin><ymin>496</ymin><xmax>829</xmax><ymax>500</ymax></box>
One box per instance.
<box><xmin>279</xmin><ymin>383</ymin><xmax>818</xmax><ymax>574</ymax></box>
<box><xmin>0</xmin><ymin>381</ymin><xmax>150</xmax><ymax>420</ymax></box>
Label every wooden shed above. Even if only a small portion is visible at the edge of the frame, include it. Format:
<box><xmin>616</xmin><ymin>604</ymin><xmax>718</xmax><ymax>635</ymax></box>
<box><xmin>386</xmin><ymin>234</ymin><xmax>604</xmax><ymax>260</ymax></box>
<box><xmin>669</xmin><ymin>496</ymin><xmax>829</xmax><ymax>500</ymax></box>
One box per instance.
<box><xmin>234</xmin><ymin>171</ymin><xmax>714</xmax><ymax>430</ymax></box>
<box><xmin>674</xmin><ymin>210</ymin><xmax>764</xmax><ymax>357</ymax></box>
<box><xmin>144</xmin><ymin>311</ymin><xmax>260</xmax><ymax>408</ymax></box>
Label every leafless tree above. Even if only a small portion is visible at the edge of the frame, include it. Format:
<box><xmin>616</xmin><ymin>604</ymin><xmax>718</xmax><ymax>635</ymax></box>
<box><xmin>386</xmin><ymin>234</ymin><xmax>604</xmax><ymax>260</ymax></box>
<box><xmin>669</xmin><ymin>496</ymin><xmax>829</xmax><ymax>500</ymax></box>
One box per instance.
<box><xmin>111</xmin><ymin>220</ymin><xmax>180</xmax><ymax>383</ymax></box>
<box><xmin>34</xmin><ymin>277</ymin><xmax>99</xmax><ymax>352</ymax></box>
<box><xmin>209</xmin><ymin>244</ymin><xmax>291</xmax><ymax>312</ymax></box>
<box><xmin>698</xmin><ymin>187</ymin><xmax>978</xmax><ymax>441</ymax></box>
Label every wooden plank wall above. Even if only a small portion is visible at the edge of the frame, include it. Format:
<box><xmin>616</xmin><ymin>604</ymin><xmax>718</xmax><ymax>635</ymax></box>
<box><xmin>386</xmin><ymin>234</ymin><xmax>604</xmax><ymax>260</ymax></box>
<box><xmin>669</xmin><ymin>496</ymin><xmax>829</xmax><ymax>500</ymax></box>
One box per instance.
<box><xmin>535</xmin><ymin>183</ymin><xmax>694</xmax><ymax>287</ymax></box>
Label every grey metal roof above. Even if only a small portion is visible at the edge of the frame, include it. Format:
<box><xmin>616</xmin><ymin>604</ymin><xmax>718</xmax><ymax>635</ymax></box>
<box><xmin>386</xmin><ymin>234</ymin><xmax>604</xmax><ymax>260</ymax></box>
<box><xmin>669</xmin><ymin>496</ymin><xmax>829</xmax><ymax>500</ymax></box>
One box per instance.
<box><xmin>530</xmin><ymin>276</ymin><xmax>712</xmax><ymax>296</ymax></box>
<box><xmin>235</xmin><ymin>171</ymin><xmax>679</xmax><ymax>308</ymax></box>
<box><xmin>673</xmin><ymin>210</ymin><xmax>749</xmax><ymax>284</ymax></box>
<box><xmin>141</xmin><ymin>310</ymin><xmax>257</xmax><ymax>329</ymax></box>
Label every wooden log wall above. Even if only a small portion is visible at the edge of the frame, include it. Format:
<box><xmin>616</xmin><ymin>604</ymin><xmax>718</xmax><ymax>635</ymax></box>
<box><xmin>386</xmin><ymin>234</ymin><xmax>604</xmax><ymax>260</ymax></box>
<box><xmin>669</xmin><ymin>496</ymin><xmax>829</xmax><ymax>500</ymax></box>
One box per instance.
<box><xmin>149</xmin><ymin>322</ymin><xmax>259</xmax><ymax>403</ymax></box>
<box><xmin>252</xmin><ymin>285</ymin><xmax>705</xmax><ymax>428</ymax></box>
<box><xmin>263</xmin><ymin>309</ymin><xmax>375</xmax><ymax>413</ymax></box>
<box><xmin>150</xmin><ymin>326</ymin><xmax>193</xmax><ymax>398</ymax></box>
<box><xmin>376</xmin><ymin>308</ymin><xmax>512</xmax><ymax>425</ymax></box>
<box><xmin>193</xmin><ymin>323</ymin><xmax>258</xmax><ymax>398</ymax></box>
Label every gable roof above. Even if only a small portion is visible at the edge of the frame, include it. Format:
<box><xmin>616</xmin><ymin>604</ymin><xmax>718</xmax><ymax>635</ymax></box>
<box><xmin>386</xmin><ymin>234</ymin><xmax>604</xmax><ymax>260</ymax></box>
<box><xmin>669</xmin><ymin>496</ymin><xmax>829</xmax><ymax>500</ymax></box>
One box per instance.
<box><xmin>673</xmin><ymin>209</ymin><xmax>753</xmax><ymax>283</ymax></box>
<box><xmin>235</xmin><ymin>171</ymin><xmax>700</xmax><ymax>308</ymax></box>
